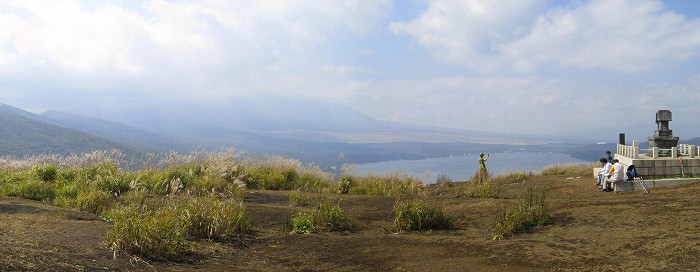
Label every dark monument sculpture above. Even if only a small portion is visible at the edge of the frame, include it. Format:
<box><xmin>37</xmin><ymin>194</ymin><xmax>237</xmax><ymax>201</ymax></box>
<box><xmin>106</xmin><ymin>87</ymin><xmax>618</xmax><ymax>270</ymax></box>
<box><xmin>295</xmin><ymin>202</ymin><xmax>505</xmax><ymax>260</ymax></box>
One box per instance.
<box><xmin>647</xmin><ymin>110</ymin><xmax>679</xmax><ymax>157</ymax></box>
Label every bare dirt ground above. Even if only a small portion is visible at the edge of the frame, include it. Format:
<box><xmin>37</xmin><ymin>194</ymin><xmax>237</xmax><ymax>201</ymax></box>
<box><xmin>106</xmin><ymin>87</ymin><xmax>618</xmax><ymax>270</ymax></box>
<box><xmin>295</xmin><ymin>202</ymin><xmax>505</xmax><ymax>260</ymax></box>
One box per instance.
<box><xmin>2</xmin><ymin>174</ymin><xmax>700</xmax><ymax>271</ymax></box>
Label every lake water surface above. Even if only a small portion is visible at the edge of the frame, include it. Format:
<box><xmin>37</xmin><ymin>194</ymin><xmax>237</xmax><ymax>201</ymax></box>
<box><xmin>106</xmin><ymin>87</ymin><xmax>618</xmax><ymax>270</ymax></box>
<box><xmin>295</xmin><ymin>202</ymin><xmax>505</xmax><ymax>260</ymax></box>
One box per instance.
<box><xmin>351</xmin><ymin>152</ymin><xmax>589</xmax><ymax>183</ymax></box>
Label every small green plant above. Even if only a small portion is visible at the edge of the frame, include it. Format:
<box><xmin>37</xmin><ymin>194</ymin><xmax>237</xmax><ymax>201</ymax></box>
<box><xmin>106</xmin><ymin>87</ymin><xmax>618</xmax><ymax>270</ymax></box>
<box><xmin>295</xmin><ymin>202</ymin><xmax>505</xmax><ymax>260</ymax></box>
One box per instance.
<box><xmin>494</xmin><ymin>186</ymin><xmax>552</xmax><ymax>239</ymax></box>
<box><xmin>288</xmin><ymin>213</ymin><xmax>313</xmax><ymax>234</ymax></box>
<box><xmin>394</xmin><ymin>199</ymin><xmax>452</xmax><ymax>232</ymax></box>
<box><xmin>337</xmin><ymin>176</ymin><xmax>353</xmax><ymax>194</ymax></box>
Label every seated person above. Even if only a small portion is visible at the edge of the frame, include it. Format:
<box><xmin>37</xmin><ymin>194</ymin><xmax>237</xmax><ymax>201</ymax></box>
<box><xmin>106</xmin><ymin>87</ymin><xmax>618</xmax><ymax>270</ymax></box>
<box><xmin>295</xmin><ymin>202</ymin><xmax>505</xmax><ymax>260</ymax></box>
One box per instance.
<box><xmin>603</xmin><ymin>159</ymin><xmax>624</xmax><ymax>192</ymax></box>
<box><xmin>597</xmin><ymin>158</ymin><xmax>612</xmax><ymax>187</ymax></box>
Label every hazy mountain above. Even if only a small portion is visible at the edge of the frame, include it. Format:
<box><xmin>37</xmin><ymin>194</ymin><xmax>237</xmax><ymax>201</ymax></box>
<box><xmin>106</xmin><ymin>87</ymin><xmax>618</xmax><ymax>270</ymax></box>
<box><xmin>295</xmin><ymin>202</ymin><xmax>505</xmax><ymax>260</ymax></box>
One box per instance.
<box><xmin>38</xmin><ymin>110</ymin><xmax>192</xmax><ymax>152</ymax></box>
<box><xmin>0</xmin><ymin>107</ymin><xmax>143</xmax><ymax>157</ymax></box>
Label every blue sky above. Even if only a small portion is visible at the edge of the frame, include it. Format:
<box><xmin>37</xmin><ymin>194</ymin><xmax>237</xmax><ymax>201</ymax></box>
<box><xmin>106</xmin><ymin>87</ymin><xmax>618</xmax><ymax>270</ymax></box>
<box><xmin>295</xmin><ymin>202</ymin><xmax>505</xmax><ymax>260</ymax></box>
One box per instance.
<box><xmin>1</xmin><ymin>0</ymin><xmax>700</xmax><ymax>139</ymax></box>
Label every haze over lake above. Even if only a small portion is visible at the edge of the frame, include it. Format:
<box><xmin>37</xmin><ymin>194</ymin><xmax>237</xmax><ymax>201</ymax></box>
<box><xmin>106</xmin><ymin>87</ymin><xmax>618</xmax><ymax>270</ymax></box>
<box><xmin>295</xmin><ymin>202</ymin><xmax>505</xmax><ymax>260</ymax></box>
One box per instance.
<box><xmin>352</xmin><ymin>152</ymin><xmax>589</xmax><ymax>183</ymax></box>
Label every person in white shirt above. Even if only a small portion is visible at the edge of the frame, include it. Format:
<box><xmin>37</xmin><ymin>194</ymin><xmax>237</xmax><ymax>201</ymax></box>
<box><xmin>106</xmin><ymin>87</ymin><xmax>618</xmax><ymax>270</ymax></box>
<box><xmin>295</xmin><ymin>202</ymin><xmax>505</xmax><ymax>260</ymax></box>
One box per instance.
<box><xmin>597</xmin><ymin>158</ymin><xmax>612</xmax><ymax>188</ymax></box>
<box><xmin>603</xmin><ymin>159</ymin><xmax>624</xmax><ymax>192</ymax></box>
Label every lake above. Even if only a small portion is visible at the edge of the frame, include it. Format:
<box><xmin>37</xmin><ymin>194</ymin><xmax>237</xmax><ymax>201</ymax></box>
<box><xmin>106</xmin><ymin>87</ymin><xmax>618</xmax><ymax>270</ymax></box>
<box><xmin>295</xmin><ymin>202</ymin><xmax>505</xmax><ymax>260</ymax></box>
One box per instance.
<box><xmin>351</xmin><ymin>152</ymin><xmax>589</xmax><ymax>183</ymax></box>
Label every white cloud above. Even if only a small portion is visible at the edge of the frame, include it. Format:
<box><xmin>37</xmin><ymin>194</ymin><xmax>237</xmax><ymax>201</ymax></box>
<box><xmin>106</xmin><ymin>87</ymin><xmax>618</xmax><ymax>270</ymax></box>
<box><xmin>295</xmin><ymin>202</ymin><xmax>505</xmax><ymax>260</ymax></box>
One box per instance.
<box><xmin>0</xmin><ymin>0</ymin><xmax>391</xmax><ymax>82</ymax></box>
<box><xmin>390</xmin><ymin>0</ymin><xmax>545</xmax><ymax>70</ymax></box>
<box><xmin>504</xmin><ymin>0</ymin><xmax>700</xmax><ymax>72</ymax></box>
<box><xmin>393</xmin><ymin>0</ymin><xmax>700</xmax><ymax>73</ymax></box>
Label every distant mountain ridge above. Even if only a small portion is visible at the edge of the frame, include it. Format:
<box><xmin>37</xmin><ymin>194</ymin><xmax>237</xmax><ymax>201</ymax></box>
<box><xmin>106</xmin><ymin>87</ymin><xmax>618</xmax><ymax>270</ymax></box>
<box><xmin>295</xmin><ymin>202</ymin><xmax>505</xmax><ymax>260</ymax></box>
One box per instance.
<box><xmin>0</xmin><ymin>99</ymin><xmax>606</xmax><ymax>167</ymax></box>
<box><xmin>0</xmin><ymin>104</ymin><xmax>143</xmax><ymax>157</ymax></box>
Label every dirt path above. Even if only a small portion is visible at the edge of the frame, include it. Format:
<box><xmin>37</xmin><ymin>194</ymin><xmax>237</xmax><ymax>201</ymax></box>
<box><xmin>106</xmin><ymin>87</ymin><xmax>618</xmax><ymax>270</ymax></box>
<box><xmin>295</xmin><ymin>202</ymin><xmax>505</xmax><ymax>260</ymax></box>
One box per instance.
<box><xmin>2</xmin><ymin>175</ymin><xmax>700</xmax><ymax>271</ymax></box>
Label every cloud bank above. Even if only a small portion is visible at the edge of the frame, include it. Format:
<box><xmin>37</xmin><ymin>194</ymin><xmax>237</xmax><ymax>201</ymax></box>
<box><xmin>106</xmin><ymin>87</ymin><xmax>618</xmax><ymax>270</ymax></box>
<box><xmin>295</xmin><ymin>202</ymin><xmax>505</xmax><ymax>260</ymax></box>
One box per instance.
<box><xmin>1</xmin><ymin>0</ymin><xmax>700</xmax><ymax>137</ymax></box>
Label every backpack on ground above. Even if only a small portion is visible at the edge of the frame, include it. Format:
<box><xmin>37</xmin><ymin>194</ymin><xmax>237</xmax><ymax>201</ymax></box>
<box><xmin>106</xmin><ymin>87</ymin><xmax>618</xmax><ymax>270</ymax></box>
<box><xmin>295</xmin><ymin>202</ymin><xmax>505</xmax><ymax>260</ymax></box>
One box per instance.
<box><xmin>626</xmin><ymin>165</ymin><xmax>638</xmax><ymax>181</ymax></box>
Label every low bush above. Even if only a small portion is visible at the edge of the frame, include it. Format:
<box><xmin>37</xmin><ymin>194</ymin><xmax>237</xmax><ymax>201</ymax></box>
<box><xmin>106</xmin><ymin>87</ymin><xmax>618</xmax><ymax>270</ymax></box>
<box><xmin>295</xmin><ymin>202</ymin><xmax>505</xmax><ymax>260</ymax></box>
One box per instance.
<box><xmin>394</xmin><ymin>199</ymin><xmax>452</xmax><ymax>232</ymax></box>
<box><xmin>493</xmin><ymin>186</ymin><xmax>552</xmax><ymax>240</ymax></box>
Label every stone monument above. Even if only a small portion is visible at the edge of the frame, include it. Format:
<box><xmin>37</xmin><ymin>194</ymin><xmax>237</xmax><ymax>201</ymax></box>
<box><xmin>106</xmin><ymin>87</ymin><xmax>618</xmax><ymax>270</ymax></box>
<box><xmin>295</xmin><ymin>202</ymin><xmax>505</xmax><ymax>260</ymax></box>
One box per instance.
<box><xmin>647</xmin><ymin>110</ymin><xmax>679</xmax><ymax>157</ymax></box>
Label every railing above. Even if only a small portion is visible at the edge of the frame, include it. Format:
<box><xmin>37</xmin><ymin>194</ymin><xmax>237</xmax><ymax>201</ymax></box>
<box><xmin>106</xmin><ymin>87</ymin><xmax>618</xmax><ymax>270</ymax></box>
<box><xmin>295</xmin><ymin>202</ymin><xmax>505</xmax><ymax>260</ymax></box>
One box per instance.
<box><xmin>617</xmin><ymin>142</ymin><xmax>699</xmax><ymax>159</ymax></box>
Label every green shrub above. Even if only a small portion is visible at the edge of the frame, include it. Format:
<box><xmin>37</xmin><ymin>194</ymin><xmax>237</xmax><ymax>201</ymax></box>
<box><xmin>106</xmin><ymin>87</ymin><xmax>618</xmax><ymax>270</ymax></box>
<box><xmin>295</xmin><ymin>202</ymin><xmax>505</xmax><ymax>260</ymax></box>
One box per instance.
<box><xmin>58</xmin><ymin>169</ymin><xmax>78</xmax><ymax>183</ymax></box>
<box><xmin>494</xmin><ymin>186</ymin><xmax>552</xmax><ymax>240</ymax></box>
<box><xmin>133</xmin><ymin>171</ymin><xmax>170</xmax><ymax>195</ymax></box>
<box><xmin>394</xmin><ymin>199</ymin><xmax>452</xmax><ymax>232</ymax></box>
<box><xmin>94</xmin><ymin>172</ymin><xmax>132</xmax><ymax>196</ymax></box>
<box><xmin>81</xmin><ymin>163</ymin><xmax>119</xmax><ymax>181</ymax></box>
<box><xmin>76</xmin><ymin>189</ymin><xmax>113</xmax><ymax>216</ymax></box>
<box><xmin>312</xmin><ymin>200</ymin><xmax>354</xmax><ymax>231</ymax></box>
<box><xmin>9</xmin><ymin>180</ymin><xmax>56</xmax><ymax>201</ymax></box>
<box><xmin>35</xmin><ymin>164</ymin><xmax>58</xmax><ymax>182</ymax></box>
<box><xmin>287</xmin><ymin>199</ymin><xmax>354</xmax><ymax>233</ymax></box>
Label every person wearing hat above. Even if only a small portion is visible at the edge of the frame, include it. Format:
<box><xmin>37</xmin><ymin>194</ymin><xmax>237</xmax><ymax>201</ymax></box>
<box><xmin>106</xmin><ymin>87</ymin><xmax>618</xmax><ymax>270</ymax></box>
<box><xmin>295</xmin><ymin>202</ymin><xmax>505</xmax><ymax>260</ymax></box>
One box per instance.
<box><xmin>478</xmin><ymin>153</ymin><xmax>489</xmax><ymax>173</ymax></box>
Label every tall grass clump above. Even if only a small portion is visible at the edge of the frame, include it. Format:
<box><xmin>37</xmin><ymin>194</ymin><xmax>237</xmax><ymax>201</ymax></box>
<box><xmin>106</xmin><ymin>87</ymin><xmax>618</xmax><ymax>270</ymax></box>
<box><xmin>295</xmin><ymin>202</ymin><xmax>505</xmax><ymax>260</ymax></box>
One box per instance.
<box><xmin>460</xmin><ymin>170</ymin><xmax>500</xmax><ymax>198</ymax></box>
<box><xmin>341</xmin><ymin>172</ymin><xmax>422</xmax><ymax>196</ymax></box>
<box><xmin>107</xmin><ymin>195</ymin><xmax>251</xmax><ymax>260</ymax></box>
<box><xmin>394</xmin><ymin>199</ymin><xmax>452</xmax><ymax>232</ymax></box>
<box><xmin>287</xmin><ymin>199</ymin><xmax>354</xmax><ymax>233</ymax></box>
<box><xmin>107</xmin><ymin>203</ymin><xmax>192</xmax><ymax>261</ymax></box>
<box><xmin>540</xmin><ymin>163</ymin><xmax>594</xmax><ymax>176</ymax></box>
<box><xmin>241</xmin><ymin>156</ymin><xmax>333</xmax><ymax>192</ymax></box>
<box><xmin>493</xmin><ymin>186</ymin><xmax>552</xmax><ymax>240</ymax></box>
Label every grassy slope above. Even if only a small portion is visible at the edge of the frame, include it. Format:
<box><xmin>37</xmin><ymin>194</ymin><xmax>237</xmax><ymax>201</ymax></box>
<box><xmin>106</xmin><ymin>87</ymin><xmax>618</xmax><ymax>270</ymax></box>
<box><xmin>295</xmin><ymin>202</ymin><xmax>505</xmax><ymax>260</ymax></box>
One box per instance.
<box><xmin>0</xmin><ymin>111</ymin><xmax>144</xmax><ymax>157</ymax></box>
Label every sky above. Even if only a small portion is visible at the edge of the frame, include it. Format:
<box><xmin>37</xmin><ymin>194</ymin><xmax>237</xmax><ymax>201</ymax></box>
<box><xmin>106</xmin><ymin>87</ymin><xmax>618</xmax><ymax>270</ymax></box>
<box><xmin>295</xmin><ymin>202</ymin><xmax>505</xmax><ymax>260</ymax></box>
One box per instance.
<box><xmin>1</xmin><ymin>0</ymin><xmax>700</xmax><ymax>139</ymax></box>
